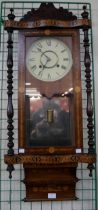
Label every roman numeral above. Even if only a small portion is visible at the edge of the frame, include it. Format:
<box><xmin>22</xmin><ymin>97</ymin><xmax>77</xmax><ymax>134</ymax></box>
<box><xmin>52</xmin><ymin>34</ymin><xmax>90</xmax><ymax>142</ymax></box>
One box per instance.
<box><xmin>31</xmin><ymin>65</ymin><xmax>36</xmax><ymax>71</ymax></box>
<box><xmin>48</xmin><ymin>73</ymin><xmax>51</xmax><ymax>80</ymax></box>
<box><xmin>46</xmin><ymin>39</ymin><xmax>51</xmax><ymax>46</ymax></box>
<box><xmin>61</xmin><ymin>65</ymin><xmax>66</xmax><ymax>70</ymax></box>
<box><xmin>38</xmin><ymin>71</ymin><xmax>43</xmax><ymax>77</ymax></box>
<box><xmin>61</xmin><ymin>48</ymin><xmax>67</xmax><ymax>53</ymax></box>
<box><xmin>37</xmin><ymin>42</ymin><xmax>42</xmax><ymax>49</ymax></box>
<box><xmin>29</xmin><ymin>58</ymin><xmax>35</xmax><ymax>61</ymax></box>
<box><xmin>55</xmin><ymin>43</ymin><xmax>59</xmax><ymax>48</ymax></box>
<box><xmin>63</xmin><ymin>58</ymin><xmax>69</xmax><ymax>61</ymax></box>
<box><xmin>32</xmin><ymin>50</ymin><xmax>38</xmax><ymax>53</ymax></box>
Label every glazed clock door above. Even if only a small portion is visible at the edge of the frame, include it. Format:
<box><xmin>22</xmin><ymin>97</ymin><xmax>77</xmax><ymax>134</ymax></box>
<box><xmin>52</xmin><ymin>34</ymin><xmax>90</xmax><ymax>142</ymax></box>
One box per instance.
<box><xmin>18</xmin><ymin>29</ymin><xmax>83</xmax><ymax>154</ymax></box>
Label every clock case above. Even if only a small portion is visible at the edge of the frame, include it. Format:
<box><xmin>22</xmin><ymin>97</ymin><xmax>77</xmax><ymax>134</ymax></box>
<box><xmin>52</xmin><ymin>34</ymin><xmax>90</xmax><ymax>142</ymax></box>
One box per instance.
<box><xmin>4</xmin><ymin>3</ymin><xmax>96</xmax><ymax>201</ymax></box>
<box><xmin>19</xmin><ymin>29</ymin><xmax>82</xmax><ymax>154</ymax></box>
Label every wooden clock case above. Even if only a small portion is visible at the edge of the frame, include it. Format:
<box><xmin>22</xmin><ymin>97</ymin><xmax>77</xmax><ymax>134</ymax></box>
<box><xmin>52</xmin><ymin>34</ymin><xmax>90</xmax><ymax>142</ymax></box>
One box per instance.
<box><xmin>4</xmin><ymin>3</ymin><xmax>96</xmax><ymax>201</ymax></box>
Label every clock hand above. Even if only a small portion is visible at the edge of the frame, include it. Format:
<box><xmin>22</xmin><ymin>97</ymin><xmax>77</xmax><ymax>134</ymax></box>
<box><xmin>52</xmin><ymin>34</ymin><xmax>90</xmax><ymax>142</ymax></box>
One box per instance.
<box><xmin>38</xmin><ymin>57</ymin><xmax>51</xmax><ymax>77</ymax></box>
<box><xmin>37</xmin><ymin>48</ymin><xmax>51</xmax><ymax>61</ymax></box>
<box><xmin>41</xmin><ymin>57</ymin><xmax>50</xmax><ymax>71</ymax></box>
<box><xmin>45</xmin><ymin>51</ymin><xmax>59</xmax><ymax>69</ymax></box>
<box><xmin>43</xmin><ymin>56</ymin><xmax>51</xmax><ymax>68</ymax></box>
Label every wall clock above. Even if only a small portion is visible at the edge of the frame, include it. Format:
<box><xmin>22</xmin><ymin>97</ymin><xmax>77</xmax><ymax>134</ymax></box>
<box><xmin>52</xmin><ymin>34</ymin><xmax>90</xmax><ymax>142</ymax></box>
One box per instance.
<box><xmin>4</xmin><ymin>3</ymin><xmax>96</xmax><ymax>201</ymax></box>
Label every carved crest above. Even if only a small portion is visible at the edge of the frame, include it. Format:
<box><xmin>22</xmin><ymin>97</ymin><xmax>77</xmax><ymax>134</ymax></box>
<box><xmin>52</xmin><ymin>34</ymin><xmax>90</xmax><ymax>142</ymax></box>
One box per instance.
<box><xmin>20</xmin><ymin>2</ymin><xmax>77</xmax><ymax>21</ymax></box>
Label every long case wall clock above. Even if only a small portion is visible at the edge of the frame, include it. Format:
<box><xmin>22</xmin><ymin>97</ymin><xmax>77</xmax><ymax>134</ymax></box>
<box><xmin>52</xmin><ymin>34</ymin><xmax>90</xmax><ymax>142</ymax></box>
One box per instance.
<box><xmin>4</xmin><ymin>2</ymin><xmax>96</xmax><ymax>201</ymax></box>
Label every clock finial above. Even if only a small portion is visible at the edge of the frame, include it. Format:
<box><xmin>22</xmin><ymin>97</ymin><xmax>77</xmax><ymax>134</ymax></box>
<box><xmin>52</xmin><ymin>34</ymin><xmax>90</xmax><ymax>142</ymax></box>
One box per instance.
<box><xmin>81</xmin><ymin>5</ymin><xmax>89</xmax><ymax>19</ymax></box>
<box><xmin>8</xmin><ymin>8</ymin><xmax>15</xmax><ymax>20</ymax></box>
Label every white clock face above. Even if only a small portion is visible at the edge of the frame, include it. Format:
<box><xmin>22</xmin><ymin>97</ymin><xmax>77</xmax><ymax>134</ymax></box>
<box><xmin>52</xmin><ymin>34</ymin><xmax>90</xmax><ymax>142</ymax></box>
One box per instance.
<box><xmin>26</xmin><ymin>37</ymin><xmax>73</xmax><ymax>82</ymax></box>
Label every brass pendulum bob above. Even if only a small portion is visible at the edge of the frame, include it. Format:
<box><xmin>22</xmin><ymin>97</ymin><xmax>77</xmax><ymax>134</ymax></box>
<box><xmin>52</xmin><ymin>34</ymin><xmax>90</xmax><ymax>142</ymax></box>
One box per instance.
<box><xmin>47</xmin><ymin>108</ymin><xmax>54</xmax><ymax>123</ymax></box>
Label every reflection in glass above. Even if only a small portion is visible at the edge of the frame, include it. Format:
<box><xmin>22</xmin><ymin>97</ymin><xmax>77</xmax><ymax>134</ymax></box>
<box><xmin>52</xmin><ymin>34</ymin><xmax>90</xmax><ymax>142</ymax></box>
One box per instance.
<box><xmin>25</xmin><ymin>93</ymin><xmax>74</xmax><ymax>147</ymax></box>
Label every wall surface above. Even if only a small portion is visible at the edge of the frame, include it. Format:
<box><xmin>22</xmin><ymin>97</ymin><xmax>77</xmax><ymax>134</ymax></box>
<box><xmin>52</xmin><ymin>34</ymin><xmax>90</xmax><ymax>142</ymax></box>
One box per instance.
<box><xmin>0</xmin><ymin>0</ymin><xmax>98</xmax><ymax>210</ymax></box>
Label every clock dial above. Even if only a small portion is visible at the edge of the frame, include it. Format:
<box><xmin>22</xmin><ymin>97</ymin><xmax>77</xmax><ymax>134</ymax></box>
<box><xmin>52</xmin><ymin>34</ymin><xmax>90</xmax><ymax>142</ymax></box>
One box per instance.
<box><xmin>26</xmin><ymin>37</ymin><xmax>73</xmax><ymax>82</ymax></box>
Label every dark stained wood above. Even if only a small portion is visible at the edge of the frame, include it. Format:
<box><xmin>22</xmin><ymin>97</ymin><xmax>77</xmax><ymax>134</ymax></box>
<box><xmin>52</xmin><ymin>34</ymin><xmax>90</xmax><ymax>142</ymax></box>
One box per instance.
<box><xmin>4</xmin><ymin>19</ymin><xmax>91</xmax><ymax>30</ymax></box>
<box><xmin>6</xmin><ymin>8</ymin><xmax>15</xmax><ymax>178</ymax></box>
<box><xmin>7</xmin><ymin>29</ymin><xmax>14</xmax><ymax>155</ymax></box>
<box><xmin>20</xmin><ymin>3</ymin><xmax>77</xmax><ymax>21</ymax></box>
<box><xmin>4</xmin><ymin>3</ymin><xmax>91</xmax><ymax>30</ymax></box>
<box><xmin>82</xmin><ymin>5</ymin><xmax>95</xmax><ymax>176</ymax></box>
<box><xmin>23</xmin><ymin>163</ymin><xmax>78</xmax><ymax>201</ymax></box>
<box><xmin>18</xmin><ymin>33</ymin><xmax>25</xmax><ymax>149</ymax></box>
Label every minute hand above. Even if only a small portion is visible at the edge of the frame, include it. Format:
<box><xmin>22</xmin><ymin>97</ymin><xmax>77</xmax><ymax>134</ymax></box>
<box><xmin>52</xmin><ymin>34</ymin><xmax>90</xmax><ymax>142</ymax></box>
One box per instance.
<box><xmin>37</xmin><ymin>48</ymin><xmax>51</xmax><ymax>60</ymax></box>
<box><xmin>39</xmin><ymin>57</ymin><xmax>51</xmax><ymax>75</ymax></box>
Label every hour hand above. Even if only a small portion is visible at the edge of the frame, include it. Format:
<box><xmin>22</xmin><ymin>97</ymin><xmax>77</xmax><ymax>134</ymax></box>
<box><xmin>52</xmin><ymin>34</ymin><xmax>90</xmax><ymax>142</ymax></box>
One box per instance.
<box><xmin>38</xmin><ymin>48</ymin><xmax>51</xmax><ymax>61</ymax></box>
<box><xmin>42</xmin><ymin>56</ymin><xmax>51</xmax><ymax>69</ymax></box>
<box><xmin>46</xmin><ymin>56</ymin><xmax>51</xmax><ymax>64</ymax></box>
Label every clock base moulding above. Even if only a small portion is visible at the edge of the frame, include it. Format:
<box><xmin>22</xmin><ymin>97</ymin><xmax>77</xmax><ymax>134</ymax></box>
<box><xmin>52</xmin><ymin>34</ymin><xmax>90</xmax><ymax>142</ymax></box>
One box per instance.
<box><xmin>4</xmin><ymin>153</ymin><xmax>96</xmax><ymax>201</ymax></box>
